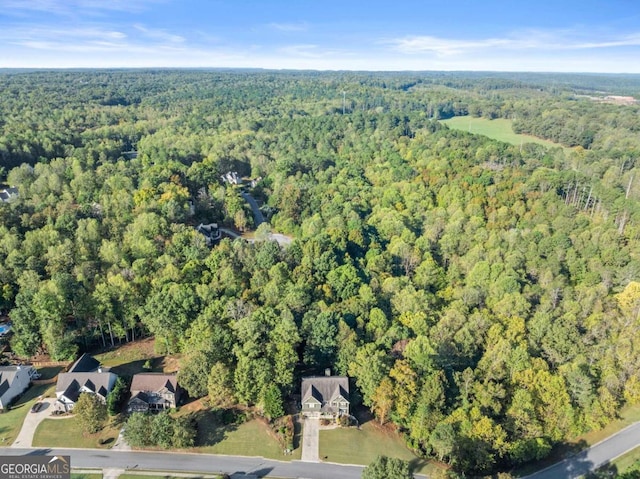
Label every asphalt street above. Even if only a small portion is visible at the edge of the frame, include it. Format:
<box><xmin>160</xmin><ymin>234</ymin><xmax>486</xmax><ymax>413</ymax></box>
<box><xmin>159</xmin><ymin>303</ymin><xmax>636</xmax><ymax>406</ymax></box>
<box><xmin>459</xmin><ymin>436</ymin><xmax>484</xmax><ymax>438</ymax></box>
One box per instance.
<box><xmin>0</xmin><ymin>448</ymin><xmax>364</xmax><ymax>479</ymax></box>
<box><xmin>525</xmin><ymin>421</ymin><xmax>640</xmax><ymax>479</ymax></box>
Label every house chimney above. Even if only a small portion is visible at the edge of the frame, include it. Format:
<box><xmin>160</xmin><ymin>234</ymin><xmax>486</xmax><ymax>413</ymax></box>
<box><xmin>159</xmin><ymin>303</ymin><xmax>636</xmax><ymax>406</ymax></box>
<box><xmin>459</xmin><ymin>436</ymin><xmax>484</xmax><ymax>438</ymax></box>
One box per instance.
<box><xmin>325</xmin><ymin>368</ymin><xmax>331</xmax><ymax>377</ymax></box>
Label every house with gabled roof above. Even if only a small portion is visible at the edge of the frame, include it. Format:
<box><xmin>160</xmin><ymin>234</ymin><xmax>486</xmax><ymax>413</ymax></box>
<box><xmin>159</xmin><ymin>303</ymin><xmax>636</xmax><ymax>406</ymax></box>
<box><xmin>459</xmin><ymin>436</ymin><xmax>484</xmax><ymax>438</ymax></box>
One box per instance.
<box><xmin>0</xmin><ymin>187</ymin><xmax>18</xmax><ymax>203</ymax></box>
<box><xmin>55</xmin><ymin>353</ymin><xmax>117</xmax><ymax>412</ymax></box>
<box><xmin>0</xmin><ymin>365</ymin><xmax>36</xmax><ymax>409</ymax></box>
<box><xmin>301</xmin><ymin>372</ymin><xmax>350</xmax><ymax>418</ymax></box>
<box><xmin>127</xmin><ymin>373</ymin><xmax>180</xmax><ymax>413</ymax></box>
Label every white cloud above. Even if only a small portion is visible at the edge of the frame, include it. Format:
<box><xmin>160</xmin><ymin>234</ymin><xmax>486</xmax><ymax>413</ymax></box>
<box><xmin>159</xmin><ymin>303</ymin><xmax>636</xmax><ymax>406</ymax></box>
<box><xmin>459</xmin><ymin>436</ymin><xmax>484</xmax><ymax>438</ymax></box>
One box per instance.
<box><xmin>134</xmin><ymin>24</ymin><xmax>185</xmax><ymax>44</ymax></box>
<box><xmin>268</xmin><ymin>22</ymin><xmax>309</xmax><ymax>32</ymax></box>
<box><xmin>387</xmin><ymin>30</ymin><xmax>640</xmax><ymax>56</ymax></box>
<box><xmin>0</xmin><ymin>0</ymin><xmax>166</xmax><ymax>15</ymax></box>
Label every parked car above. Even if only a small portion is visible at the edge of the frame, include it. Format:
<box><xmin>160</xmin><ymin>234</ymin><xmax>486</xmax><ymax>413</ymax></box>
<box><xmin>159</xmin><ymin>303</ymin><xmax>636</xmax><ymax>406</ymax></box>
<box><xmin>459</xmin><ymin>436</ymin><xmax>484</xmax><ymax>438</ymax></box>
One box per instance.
<box><xmin>30</xmin><ymin>402</ymin><xmax>43</xmax><ymax>413</ymax></box>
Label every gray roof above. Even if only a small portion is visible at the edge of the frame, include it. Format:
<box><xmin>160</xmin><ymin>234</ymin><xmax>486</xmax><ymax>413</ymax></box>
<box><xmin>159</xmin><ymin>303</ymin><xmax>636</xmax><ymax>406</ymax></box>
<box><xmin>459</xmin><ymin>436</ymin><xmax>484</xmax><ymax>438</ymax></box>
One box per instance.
<box><xmin>301</xmin><ymin>376</ymin><xmax>349</xmax><ymax>405</ymax></box>
<box><xmin>68</xmin><ymin>353</ymin><xmax>101</xmax><ymax>373</ymax></box>
<box><xmin>0</xmin><ymin>366</ymin><xmax>31</xmax><ymax>398</ymax></box>
<box><xmin>130</xmin><ymin>373</ymin><xmax>178</xmax><ymax>395</ymax></box>
<box><xmin>56</xmin><ymin>371</ymin><xmax>116</xmax><ymax>402</ymax></box>
<box><xmin>0</xmin><ymin>187</ymin><xmax>18</xmax><ymax>202</ymax></box>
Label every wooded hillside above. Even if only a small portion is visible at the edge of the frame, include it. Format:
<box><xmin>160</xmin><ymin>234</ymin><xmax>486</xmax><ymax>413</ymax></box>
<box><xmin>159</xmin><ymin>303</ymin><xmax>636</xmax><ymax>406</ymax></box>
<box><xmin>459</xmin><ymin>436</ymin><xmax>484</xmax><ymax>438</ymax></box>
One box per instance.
<box><xmin>1</xmin><ymin>70</ymin><xmax>639</xmax><ymax>474</ymax></box>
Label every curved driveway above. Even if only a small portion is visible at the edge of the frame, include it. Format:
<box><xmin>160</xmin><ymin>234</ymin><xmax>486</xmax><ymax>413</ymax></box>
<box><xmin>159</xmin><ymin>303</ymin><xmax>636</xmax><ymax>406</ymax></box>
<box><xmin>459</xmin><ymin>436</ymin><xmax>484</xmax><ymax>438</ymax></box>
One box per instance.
<box><xmin>11</xmin><ymin>398</ymin><xmax>58</xmax><ymax>448</ymax></box>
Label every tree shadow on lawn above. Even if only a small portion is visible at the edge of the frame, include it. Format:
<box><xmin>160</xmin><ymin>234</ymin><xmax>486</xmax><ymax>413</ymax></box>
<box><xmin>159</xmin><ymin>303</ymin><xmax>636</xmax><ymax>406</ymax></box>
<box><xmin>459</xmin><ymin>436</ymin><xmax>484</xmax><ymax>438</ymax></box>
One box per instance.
<box><xmin>409</xmin><ymin>457</ymin><xmax>432</xmax><ymax>475</ymax></box>
<box><xmin>109</xmin><ymin>358</ymin><xmax>162</xmax><ymax>377</ymax></box>
<box><xmin>352</xmin><ymin>405</ymin><xmax>375</xmax><ymax>427</ymax></box>
<box><xmin>193</xmin><ymin>410</ymin><xmax>239</xmax><ymax>447</ymax></box>
<box><xmin>36</xmin><ymin>366</ymin><xmax>64</xmax><ymax>380</ymax></box>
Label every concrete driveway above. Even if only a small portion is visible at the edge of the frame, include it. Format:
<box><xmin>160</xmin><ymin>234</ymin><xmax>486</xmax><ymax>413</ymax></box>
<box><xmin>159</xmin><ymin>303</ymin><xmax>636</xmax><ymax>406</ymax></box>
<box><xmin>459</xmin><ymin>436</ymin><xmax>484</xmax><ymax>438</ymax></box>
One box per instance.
<box><xmin>12</xmin><ymin>398</ymin><xmax>58</xmax><ymax>447</ymax></box>
<box><xmin>301</xmin><ymin>417</ymin><xmax>320</xmax><ymax>462</ymax></box>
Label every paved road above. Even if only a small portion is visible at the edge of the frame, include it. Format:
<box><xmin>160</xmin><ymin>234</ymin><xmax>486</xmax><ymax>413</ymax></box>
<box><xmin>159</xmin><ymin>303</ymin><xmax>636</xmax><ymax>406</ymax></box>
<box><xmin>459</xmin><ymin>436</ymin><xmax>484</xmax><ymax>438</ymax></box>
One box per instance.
<box><xmin>525</xmin><ymin>422</ymin><xmax>640</xmax><ymax>479</ymax></box>
<box><xmin>241</xmin><ymin>192</ymin><xmax>265</xmax><ymax>227</ymax></box>
<box><xmin>301</xmin><ymin>418</ymin><xmax>320</xmax><ymax>462</ymax></box>
<box><xmin>1</xmin><ymin>448</ymin><xmax>365</xmax><ymax>479</ymax></box>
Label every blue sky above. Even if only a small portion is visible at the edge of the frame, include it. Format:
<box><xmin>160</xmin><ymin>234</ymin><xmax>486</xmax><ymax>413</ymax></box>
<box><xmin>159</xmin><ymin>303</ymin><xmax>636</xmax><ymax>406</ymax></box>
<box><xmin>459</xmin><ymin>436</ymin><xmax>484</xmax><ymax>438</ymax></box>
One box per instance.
<box><xmin>1</xmin><ymin>0</ymin><xmax>640</xmax><ymax>72</ymax></box>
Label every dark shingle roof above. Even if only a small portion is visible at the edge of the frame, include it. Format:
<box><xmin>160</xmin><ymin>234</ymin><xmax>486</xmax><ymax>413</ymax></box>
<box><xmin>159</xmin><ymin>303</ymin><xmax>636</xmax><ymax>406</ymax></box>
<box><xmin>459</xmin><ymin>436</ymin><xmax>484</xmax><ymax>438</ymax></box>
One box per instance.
<box><xmin>56</xmin><ymin>371</ymin><xmax>116</xmax><ymax>400</ymax></box>
<box><xmin>68</xmin><ymin>353</ymin><xmax>100</xmax><ymax>373</ymax></box>
<box><xmin>301</xmin><ymin>376</ymin><xmax>349</xmax><ymax>404</ymax></box>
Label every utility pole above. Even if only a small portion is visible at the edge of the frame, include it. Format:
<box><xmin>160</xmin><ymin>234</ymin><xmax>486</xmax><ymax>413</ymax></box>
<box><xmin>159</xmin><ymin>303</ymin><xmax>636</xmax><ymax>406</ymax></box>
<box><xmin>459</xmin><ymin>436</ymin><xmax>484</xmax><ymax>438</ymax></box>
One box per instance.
<box><xmin>342</xmin><ymin>91</ymin><xmax>346</xmax><ymax>115</ymax></box>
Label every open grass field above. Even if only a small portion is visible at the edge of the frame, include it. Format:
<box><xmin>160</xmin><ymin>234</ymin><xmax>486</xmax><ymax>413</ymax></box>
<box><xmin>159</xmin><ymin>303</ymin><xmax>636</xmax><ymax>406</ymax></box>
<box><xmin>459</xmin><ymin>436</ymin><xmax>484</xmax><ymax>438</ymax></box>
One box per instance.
<box><xmin>318</xmin><ymin>421</ymin><xmax>436</xmax><ymax>475</ymax></box>
<box><xmin>33</xmin><ymin>415</ymin><xmax>121</xmax><ymax>448</ymax></box>
<box><xmin>0</xmin><ymin>383</ymin><xmax>54</xmax><ymax>446</ymax></box>
<box><xmin>71</xmin><ymin>474</ymin><xmax>103</xmax><ymax>479</ymax></box>
<box><xmin>194</xmin><ymin>412</ymin><xmax>298</xmax><ymax>460</ymax></box>
<box><xmin>441</xmin><ymin>116</ymin><xmax>568</xmax><ymax>150</ymax></box>
<box><xmin>94</xmin><ymin>338</ymin><xmax>179</xmax><ymax>377</ymax></box>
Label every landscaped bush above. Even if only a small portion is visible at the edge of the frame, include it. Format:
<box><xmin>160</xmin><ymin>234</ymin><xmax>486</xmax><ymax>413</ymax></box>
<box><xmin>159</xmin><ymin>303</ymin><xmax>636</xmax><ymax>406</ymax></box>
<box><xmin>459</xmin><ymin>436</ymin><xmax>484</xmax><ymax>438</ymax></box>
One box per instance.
<box><xmin>123</xmin><ymin>411</ymin><xmax>196</xmax><ymax>449</ymax></box>
<box><xmin>271</xmin><ymin>414</ymin><xmax>295</xmax><ymax>451</ymax></box>
<box><xmin>338</xmin><ymin>415</ymin><xmax>353</xmax><ymax>427</ymax></box>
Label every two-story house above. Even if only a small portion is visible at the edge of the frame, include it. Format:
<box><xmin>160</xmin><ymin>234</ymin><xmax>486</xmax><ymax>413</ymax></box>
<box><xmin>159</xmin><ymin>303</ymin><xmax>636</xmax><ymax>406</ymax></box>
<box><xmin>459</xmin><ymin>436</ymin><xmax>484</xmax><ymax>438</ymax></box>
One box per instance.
<box><xmin>55</xmin><ymin>353</ymin><xmax>117</xmax><ymax>412</ymax></box>
<box><xmin>127</xmin><ymin>373</ymin><xmax>180</xmax><ymax>413</ymax></box>
<box><xmin>301</xmin><ymin>373</ymin><xmax>350</xmax><ymax>418</ymax></box>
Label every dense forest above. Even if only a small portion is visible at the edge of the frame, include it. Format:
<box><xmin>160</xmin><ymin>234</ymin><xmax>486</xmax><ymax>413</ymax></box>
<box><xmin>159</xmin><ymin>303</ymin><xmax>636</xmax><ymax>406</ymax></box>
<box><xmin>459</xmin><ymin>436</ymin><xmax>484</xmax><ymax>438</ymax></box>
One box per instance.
<box><xmin>1</xmin><ymin>70</ymin><xmax>640</xmax><ymax>475</ymax></box>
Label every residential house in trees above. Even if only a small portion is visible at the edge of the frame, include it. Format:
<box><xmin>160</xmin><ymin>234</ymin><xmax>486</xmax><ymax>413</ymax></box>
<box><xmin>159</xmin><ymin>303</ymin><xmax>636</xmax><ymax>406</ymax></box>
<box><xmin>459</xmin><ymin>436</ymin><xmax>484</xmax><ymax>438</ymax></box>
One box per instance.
<box><xmin>196</xmin><ymin>222</ymin><xmax>221</xmax><ymax>247</ymax></box>
<box><xmin>301</xmin><ymin>371</ymin><xmax>350</xmax><ymax>418</ymax></box>
<box><xmin>0</xmin><ymin>187</ymin><xmax>18</xmax><ymax>203</ymax></box>
<box><xmin>55</xmin><ymin>353</ymin><xmax>117</xmax><ymax>412</ymax></box>
<box><xmin>0</xmin><ymin>365</ymin><xmax>37</xmax><ymax>409</ymax></box>
<box><xmin>127</xmin><ymin>373</ymin><xmax>180</xmax><ymax>413</ymax></box>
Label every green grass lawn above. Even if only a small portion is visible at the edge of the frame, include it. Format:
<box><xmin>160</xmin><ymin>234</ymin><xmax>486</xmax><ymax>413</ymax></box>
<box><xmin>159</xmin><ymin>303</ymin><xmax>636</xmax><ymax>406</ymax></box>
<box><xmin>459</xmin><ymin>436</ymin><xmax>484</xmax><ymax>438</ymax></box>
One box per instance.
<box><xmin>33</xmin><ymin>416</ymin><xmax>121</xmax><ymax>448</ymax></box>
<box><xmin>94</xmin><ymin>339</ymin><xmax>169</xmax><ymax>377</ymax></box>
<box><xmin>441</xmin><ymin>116</ymin><xmax>568</xmax><ymax>150</ymax></box>
<box><xmin>319</xmin><ymin>421</ymin><xmax>435</xmax><ymax>475</ymax></box>
<box><xmin>37</xmin><ymin>366</ymin><xmax>65</xmax><ymax>380</ymax></box>
<box><xmin>71</xmin><ymin>474</ymin><xmax>103</xmax><ymax>479</ymax></box>
<box><xmin>608</xmin><ymin>444</ymin><xmax>640</xmax><ymax>473</ymax></box>
<box><xmin>0</xmin><ymin>383</ymin><xmax>54</xmax><ymax>446</ymax></box>
<box><xmin>194</xmin><ymin>413</ymin><xmax>297</xmax><ymax>460</ymax></box>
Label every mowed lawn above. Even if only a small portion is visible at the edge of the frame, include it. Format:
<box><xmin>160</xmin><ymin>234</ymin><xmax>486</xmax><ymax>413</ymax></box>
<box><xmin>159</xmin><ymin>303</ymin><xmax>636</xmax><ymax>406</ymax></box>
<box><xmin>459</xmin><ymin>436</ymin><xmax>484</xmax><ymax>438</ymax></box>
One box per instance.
<box><xmin>607</xmin><ymin>444</ymin><xmax>640</xmax><ymax>474</ymax></box>
<box><xmin>94</xmin><ymin>338</ymin><xmax>173</xmax><ymax>377</ymax></box>
<box><xmin>319</xmin><ymin>421</ymin><xmax>434</xmax><ymax>475</ymax></box>
<box><xmin>33</xmin><ymin>416</ymin><xmax>121</xmax><ymax>448</ymax></box>
<box><xmin>442</xmin><ymin>116</ymin><xmax>568</xmax><ymax>150</ymax></box>
<box><xmin>0</xmin><ymin>383</ymin><xmax>54</xmax><ymax>446</ymax></box>
<box><xmin>194</xmin><ymin>413</ymin><xmax>297</xmax><ymax>460</ymax></box>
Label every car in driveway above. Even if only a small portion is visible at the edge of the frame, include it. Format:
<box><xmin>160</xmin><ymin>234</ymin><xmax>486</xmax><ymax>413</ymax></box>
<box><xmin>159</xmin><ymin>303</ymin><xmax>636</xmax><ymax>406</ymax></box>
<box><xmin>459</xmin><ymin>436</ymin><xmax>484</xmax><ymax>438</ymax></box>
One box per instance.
<box><xmin>30</xmin><ymin>402</ymin><xmax>43</xmax><ymax>413</ymax></box>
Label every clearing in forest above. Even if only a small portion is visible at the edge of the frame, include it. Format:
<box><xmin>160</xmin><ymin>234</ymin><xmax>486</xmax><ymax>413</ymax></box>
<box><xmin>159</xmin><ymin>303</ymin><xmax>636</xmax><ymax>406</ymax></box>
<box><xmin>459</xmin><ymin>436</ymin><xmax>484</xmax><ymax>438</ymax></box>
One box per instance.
<box><xmin>442</xmin><ymin>116</ymin><xmax>567</xmax><ymax>150</ymax></box>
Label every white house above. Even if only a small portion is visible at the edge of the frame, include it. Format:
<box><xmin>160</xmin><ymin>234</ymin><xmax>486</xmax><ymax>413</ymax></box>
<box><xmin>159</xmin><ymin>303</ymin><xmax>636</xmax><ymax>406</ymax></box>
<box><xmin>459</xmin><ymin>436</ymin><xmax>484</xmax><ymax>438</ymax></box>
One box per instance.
<box><xmin>0</xmin><ymin>365</ymin><xmax>36</xmax><ymax>409</ymax></box>
<box><xmin>55</xmin><ymin>353</ymin><xmax>117</xmax><ymax>412</ymax></box>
